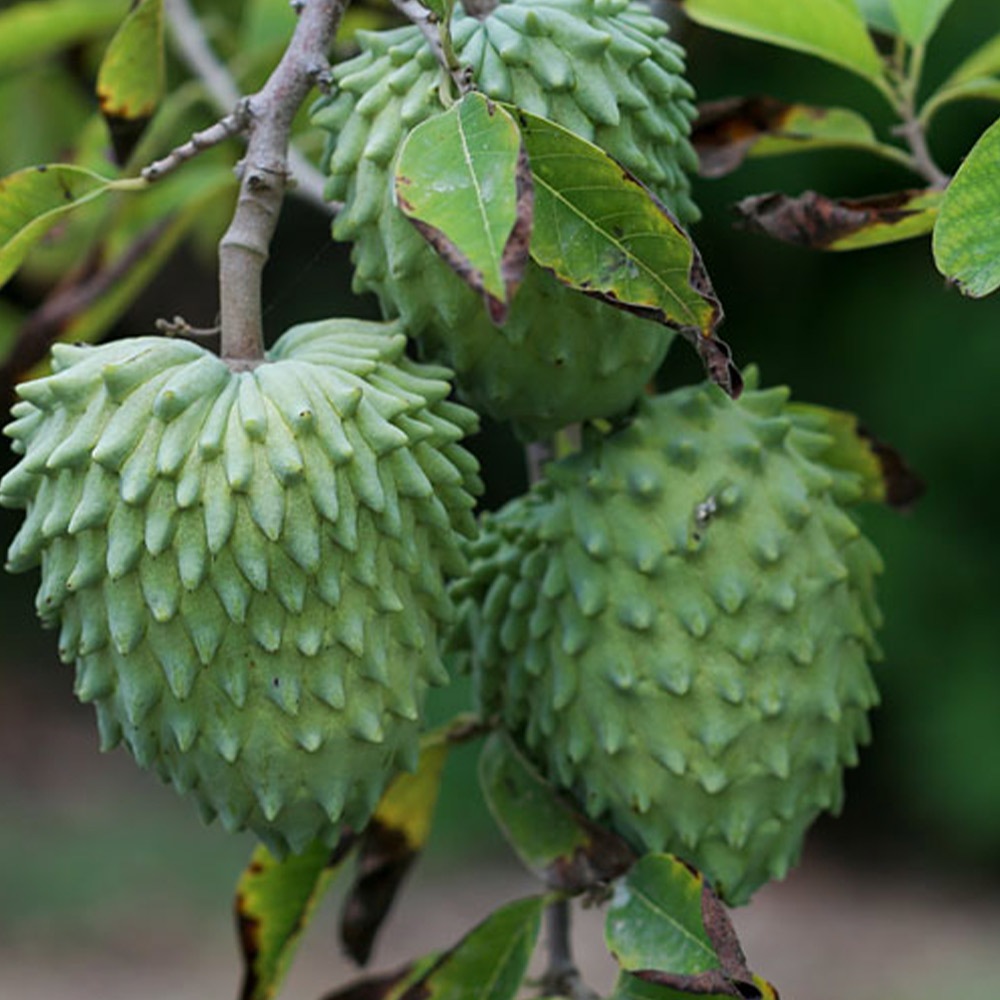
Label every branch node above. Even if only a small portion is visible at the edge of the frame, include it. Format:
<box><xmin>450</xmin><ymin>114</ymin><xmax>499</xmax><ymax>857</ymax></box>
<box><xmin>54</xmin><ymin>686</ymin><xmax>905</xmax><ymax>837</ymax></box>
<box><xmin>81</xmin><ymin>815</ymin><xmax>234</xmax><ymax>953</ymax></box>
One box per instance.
<box><xmin>155</xmin><ymin>315</ymin><xmax>221</xmax><ymax>341</ymax></box>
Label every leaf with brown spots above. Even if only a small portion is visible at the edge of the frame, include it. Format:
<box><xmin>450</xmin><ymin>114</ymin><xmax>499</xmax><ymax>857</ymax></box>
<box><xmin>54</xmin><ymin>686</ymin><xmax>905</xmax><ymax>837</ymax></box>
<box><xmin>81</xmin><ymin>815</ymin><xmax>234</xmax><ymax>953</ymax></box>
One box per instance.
<box><xmin>512</xmin><ymin>108</ymin><xmax>739</xmax><ymax>396</ymax></box>
<box><xmin>341</xmin><ymin>717</ymin><xmax>484</xmax><ymax>966</ymax></box>
<box><xmin>605</xmin><ymin>855</ymin><xmax>779</xmax><ymax>1000</ymax></box>
<box><xmin>734</xmin><ymin>188</ymin><xmax>943</xmax><ymax>250</ymax></box>
<box><xmin>479</xmin><ymin>732</ymin><xmax>635</xmax><ymax>892</ymax></box>
<box><xmin>394</xmin><ymin>92</ymin><xmax>532</xmax><ymax>325</ymax></box>
<box><xmin>693</xmin><ymin>97</ymin><xmax>886</xmax><ymax>178</ymax></box>
<box><xmin>96</xmin><ymin>0</ymin><xmax>165</xmax><ymax>163</ymax></box>
<box><xmin>236</xmin><ymin>835</ymin><xmax>356</xmax><ymax>1000</ymax></box>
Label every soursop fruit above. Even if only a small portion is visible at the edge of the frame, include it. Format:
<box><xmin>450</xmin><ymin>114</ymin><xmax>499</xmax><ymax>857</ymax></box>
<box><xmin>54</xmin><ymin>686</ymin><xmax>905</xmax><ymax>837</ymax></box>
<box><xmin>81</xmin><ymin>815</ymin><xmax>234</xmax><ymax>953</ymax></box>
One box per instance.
<box><xmin>314</xmin><ymin>0</ymin><xmax>701</xmax><ymax>437</ymax></box>
<box><xmin>454</xmin><ymin>377</ymin><xmax>882</xmax><ymax>904</ymax></box>
<box><xmin>0</xmin><ymin>320</ymin><xmax>482</xmax><ymax>856</ymax></box>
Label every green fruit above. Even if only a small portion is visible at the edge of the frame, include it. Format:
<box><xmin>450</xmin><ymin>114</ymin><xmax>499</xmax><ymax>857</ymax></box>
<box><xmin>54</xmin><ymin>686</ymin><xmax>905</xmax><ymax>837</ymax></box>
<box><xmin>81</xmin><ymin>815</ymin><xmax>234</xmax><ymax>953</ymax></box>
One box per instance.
<box><xmin>313</xmin><ymin>0</ymin><xmax>701</xmax><ymax>438</ymax></box>
<box><xmin>454</xmin><ymin>377</ymin><xmax>882</xmax><ymax>903</ymax></box>
<box><xmin>1</xmin><ymin>320</ymin><xmax>482</xmax><ymax>856</ymax></box>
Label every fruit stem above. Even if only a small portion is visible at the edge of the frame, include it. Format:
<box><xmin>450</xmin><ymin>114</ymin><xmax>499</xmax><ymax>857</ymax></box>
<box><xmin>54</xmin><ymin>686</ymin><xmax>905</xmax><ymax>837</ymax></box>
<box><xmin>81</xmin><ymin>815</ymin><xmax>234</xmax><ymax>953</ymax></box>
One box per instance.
<box><xmin>215</xmin><ymin>0</ymin><xmax>344</xmax><ymax>366</ymax></box>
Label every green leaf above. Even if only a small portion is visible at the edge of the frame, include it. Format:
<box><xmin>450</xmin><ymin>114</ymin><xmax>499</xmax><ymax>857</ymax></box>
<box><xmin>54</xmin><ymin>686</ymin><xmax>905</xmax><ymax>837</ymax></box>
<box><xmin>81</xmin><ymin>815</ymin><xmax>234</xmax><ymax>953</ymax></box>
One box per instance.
<box><xmin>923</xmin><ymin>34</ymin><xmax>1000</xmax><ymax>119</ymax></box>
<box><xmin>394</xmin><ymin>92</ymin><xmax>532</xmax><ymax>324</ymax></box>
<box><xmin>942</xmin><ymin>32</ymin><xmax>1000</xmax><ymax>86</ymax></box>
<box><xmin>888</xmin><ymin>0</ymin><xmax>954</xmax><ymax>45</ymax></box>
<box><xmin>736</xmin><ymin>187</ymin><xmax>942</xmax><ymax>250</ymax></box>
<box><xmin>694</xmin><ymin>97</ymin><xmax>899</xmax><ymax>178</ymax></box>
<box><xmin>514</xmin><ymin>108</ymin><xmax>720</xmax><ymax>337</ymax></box>
<box><xmin>606</xmin><ymin>855</ymin><xmax>719</xmax><ymax>977</ymax></box>
<box><xmin>605</xmin><ymin>854</ymin><xmax>780</xmax><ymax>999</ymax></box>
<box><xmin>0</xmin><ymin>0</ymin><xmax>127</xmax><ymax>73</ymax></box>
<box><xmin>400</xmin><ymin>897</ymin><xmax>545</xmax><ymax>1000</ymax></box>
<box><xmin>236</xmin><ymin>837</ymin><xmax>355</xmax><ymax>1000</ymax></box>
<box><xmin>341</xmin><ymin>720</ymin><xmax>460</xmax><ymax>965</ymax></box>
<box><xmin>0</xmin><ymin>165</ymin><xmax>117</xmax><ymax>289</ymax></box>
<box><xmin>479</xmin><ymin>732</ymin><xmax>635</xmax><ymax>892</ymax></box>
<box><xmin>933</xmin><ymin>115</ymin><xmax>1000</xmax><ymax>296</ymax></box>
<box><xmin>96</xmin><ymin>0</ymin><xmax>166</xmax><ymax>162</ymax></box>
<box><xmin>678</xmin><ymin>0</ymin><xmax>885</xmax><ymax>83</ymax></box>
<box><xmin>855</xmin><ymin>0</ymin><xmax>899</xmax><ymax>35</ymax></box>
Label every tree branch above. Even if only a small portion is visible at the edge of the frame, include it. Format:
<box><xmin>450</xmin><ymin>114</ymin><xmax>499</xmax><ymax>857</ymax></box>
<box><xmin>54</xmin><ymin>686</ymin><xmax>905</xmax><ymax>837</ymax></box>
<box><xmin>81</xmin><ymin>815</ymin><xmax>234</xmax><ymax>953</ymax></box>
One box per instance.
<box><xmin>540</xmin><ymin>900</ymin><xmax>599</xmax><ymax>1000</ymax></box>
<box><xmin>216</xmin><ymin>0</ymin><xmax>345</xmax><ymax>365</ymax></box>
<box><xmin>392</xmin><ymin>0</ymin><xmax>474</xmax><ymax>98</ymax></box>
<box><xmin>164</xmin><ymin>0</ymin><xmax>332</xmax><ymax>212</ymax></box>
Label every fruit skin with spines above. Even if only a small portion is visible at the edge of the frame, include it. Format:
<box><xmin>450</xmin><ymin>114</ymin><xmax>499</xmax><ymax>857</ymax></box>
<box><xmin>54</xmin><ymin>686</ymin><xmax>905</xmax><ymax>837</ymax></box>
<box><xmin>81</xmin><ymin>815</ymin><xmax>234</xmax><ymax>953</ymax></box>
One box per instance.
<box><xmin>452</xmin><ymin>373</ymin><xmax>883</xmax><ymax>904</ymax></box>
<box><xmin>0</xmin><ymin>319</ymin><xmax>482</xmax><ymax>857</ymax></box>
<box><xmin>314</xmin><ymin>0</ymin><xmax>701</xmax><ymax>438</ymax></box>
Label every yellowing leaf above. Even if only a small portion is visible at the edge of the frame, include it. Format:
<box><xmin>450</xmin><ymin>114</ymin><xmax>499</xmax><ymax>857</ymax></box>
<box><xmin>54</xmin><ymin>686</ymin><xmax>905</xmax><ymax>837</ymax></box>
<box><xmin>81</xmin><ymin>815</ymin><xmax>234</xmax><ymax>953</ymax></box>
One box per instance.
<box><xmin>236</xmin><ymin>838</ymin><xmax>355</xmax><ymax>1000</ymax></box>
<box><xmin>96</xmin><ymin>0</ymin><xmax>165</xmax><ymax>161</ymax></box>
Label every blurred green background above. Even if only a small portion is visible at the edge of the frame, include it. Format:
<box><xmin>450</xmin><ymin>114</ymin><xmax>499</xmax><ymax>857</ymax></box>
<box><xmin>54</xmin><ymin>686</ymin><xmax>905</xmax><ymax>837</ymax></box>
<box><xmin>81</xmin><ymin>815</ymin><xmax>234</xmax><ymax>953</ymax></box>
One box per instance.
<box><xmin>1</xmin><ymin>1</ymin><xmax>999</xmax><ymax>998</ymax></box>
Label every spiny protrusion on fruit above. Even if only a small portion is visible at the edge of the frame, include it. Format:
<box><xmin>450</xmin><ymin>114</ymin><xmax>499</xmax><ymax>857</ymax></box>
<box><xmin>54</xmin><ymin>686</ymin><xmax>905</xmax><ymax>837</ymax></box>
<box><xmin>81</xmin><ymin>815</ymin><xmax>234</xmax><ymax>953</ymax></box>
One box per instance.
<box><xmin>452</xmin><ymin>378</ymin><xmax>883</xmax><ymax>905</ymax></box>
<box><xmin>1</xmin><ymin>319</ymin><xmax>482</xmax><ymax>857</ymax></box>
<box><xmin>314</xmin><ymin>0</ymin><xmax>702</xmax><ymax>437</ymax></box>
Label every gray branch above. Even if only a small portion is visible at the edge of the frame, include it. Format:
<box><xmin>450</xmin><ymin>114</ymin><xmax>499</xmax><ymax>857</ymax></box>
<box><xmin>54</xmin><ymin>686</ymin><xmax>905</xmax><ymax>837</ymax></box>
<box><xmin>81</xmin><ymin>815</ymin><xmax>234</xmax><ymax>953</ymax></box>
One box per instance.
<box><xmin>392</xmin><ymin>0</ymin><xmax>474</xmax><ymax>96</ymax></box>
<box><xmin>163</xmin><ymin>0</ymin><xmax>332</xmax><ymax>212</ymax></box>
<box><xmin>216</xmin><ymin>0</ymin><xmax>345</xmax><ymax>365</ymax></box>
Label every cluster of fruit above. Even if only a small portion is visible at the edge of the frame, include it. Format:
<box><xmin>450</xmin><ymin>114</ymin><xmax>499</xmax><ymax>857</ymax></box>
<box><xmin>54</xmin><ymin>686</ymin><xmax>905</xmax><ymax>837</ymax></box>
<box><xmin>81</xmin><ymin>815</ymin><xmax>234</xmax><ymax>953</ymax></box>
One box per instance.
<box><xmin>1</xmin><ymin>0</ymin><xmax>882</xmax><ymax>903</ymax></box>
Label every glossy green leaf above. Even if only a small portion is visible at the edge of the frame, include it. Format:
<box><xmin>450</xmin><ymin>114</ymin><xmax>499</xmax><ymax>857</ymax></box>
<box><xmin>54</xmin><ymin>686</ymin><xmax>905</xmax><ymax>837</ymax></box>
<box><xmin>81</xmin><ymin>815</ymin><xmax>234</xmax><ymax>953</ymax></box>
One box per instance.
<box><xmin>400</xmin><ymin>896</ymin><xmax>545</xmax><ymax>1000</ymax></box>
<box><xmin>342</xmin><ymin>721</ymin><xmax>459</xmax><ymax>965</ymax></box>
<box><xmin>96</xmin><ymin>0</ymin><xmax>165</xmax><ymax>160</ymax></box>
<box><xmin>236</xmin><ymin>838</ymin><xmax>355</xmax><ymax>1000</ymax></box>
<box><xmin>514</xmin><ymin>108</ymin><xmax>719</xmax><ymax>337</ymax></box>
<box><xmin>0</xmin><ymin>0</ymin><xmax>127</xmax><ymax>72</ymax></box>
<box><xmin>479</xmin><ymin>732</ymin><xmax>634</xmax><ymax>892</ymax></box>
<box><xmin>678</xmin><ymin>0</ymin><xmax>884</xmax><ymax>83</ymax></box>
<box><xmin>0</xmin><ymin>165</ymin><xmax>117</xmax><ymax>289</ymax></box>
<box><xmin>394</xmin><ymin>92</ymin><xmax>532</xmax><ymax>324</ymax></box>
<box><xmin>606</xmin><ymin>855</ymin><xmax>719</xmax><ymax>977</ymax></box>
<box><xmin>933</xmin><ymin>115</ymin><xmax>1000</xmax><ymax>296</ymax></box>
<box><xmin>888</xmin><ymin>0</ymin><xmax>954</xmax><ymax>44</ymax></box>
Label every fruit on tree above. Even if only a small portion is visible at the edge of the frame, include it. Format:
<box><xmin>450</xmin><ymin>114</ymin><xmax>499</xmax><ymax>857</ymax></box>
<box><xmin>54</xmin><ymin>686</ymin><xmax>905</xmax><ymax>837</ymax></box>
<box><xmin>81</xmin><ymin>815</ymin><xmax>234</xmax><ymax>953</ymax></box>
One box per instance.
<box><xmin>453</xmin><ymin>376</ymin><xmax>882</xmax><ymax>904</ymax></box>
<box><xmin>314</xmin><ymin>0</ymin><xmax>701</xmax><ymax>437</ymax></box>
<box><xmin>0</xmin><ymin>319</ymin><xmax>482</xmax><ymax>856</ymax></box>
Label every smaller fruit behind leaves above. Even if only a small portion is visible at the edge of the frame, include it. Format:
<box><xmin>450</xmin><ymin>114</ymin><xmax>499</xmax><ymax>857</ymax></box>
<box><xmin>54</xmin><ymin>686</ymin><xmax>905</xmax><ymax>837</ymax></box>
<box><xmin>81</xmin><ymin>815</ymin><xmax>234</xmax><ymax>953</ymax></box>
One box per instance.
<box><xmin>0</xmin><ymin>320</ymin><xmax>482</xmax><ymax>856</ymax></box>
<box><xmin>454</xmin><ymin>375</ymin><xmax>883</xmax><ymax>904</ymax></box>
<box><xmin>314</xmin><ymin>0</ymin><xmax>702</xmax><ymax>438</ymax></box>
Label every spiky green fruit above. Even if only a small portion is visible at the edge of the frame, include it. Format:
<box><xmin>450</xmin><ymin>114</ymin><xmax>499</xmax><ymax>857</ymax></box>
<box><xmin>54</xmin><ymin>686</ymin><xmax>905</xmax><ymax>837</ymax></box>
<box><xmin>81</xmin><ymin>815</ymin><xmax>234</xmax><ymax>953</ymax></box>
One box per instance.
<box><xmin>454</xmin><ymin>378</ymin><xmax>882</xmax><ymax>904</ymax></box>
<box><xmin>314</xmin><ymin>0</ymin><xmax>701</xmax><ymax>437</ymax></box>
<box><xmin>1</xmin><ymin>320</ymin><xmax>481</xmax><ymax>856</ymax></box>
